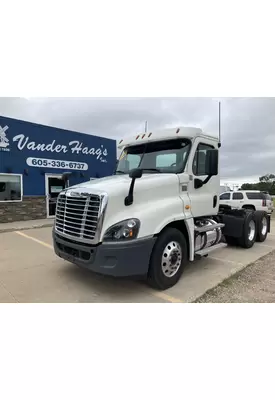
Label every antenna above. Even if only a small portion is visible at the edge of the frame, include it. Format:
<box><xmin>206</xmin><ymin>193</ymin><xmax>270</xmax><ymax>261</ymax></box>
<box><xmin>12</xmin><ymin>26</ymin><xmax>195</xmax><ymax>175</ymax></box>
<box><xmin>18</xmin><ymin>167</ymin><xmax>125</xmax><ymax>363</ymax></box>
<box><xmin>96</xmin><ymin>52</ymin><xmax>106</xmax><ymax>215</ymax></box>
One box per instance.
<box><xmin>218</xmin><ymin>101</ymin><xmax>221</xmax><ymax>148</ymax></box>
<box><xmin>145</xmin><ymin>121</ymin><xmax>148</xmax><ymax>133</ymax></box>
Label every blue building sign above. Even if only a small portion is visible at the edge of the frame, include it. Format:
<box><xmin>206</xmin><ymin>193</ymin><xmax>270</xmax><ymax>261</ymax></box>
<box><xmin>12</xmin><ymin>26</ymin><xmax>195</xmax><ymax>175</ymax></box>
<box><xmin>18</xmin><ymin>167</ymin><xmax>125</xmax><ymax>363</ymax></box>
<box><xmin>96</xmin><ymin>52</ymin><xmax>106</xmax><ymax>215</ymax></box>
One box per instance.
<box><xmin>0</xmin><ymin>116</ymin><xmax>116</xmax><ymax>196</ymax></box>
<box><xmin>0</xmin><ymin>116</ymin><xmax>116</xmax><ymax>221</ymax></box>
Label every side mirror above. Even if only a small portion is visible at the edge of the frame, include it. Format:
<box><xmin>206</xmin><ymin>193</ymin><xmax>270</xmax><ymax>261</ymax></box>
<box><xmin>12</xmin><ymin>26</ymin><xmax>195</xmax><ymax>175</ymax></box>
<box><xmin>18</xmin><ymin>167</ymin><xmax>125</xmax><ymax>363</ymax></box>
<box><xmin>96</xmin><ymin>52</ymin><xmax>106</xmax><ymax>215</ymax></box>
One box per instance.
<box><xmin>205</xmin><ymin>149</ymin><xmax>218</xmax><ymax>176</ymax></box>
<box><xmin>129</xmin><ymin>168</ymin><xmax>143</xmax><ymax>179</ymax></box>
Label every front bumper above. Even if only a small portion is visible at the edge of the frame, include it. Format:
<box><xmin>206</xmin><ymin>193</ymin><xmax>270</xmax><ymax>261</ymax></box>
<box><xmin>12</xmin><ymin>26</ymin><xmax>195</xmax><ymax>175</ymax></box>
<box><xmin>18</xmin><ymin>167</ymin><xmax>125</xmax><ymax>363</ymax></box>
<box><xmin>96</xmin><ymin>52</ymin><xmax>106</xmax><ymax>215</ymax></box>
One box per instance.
<box><xmin>53</xmin><ymin>230</ymin><xmax>156</xmax><ymax>277</ymax></box>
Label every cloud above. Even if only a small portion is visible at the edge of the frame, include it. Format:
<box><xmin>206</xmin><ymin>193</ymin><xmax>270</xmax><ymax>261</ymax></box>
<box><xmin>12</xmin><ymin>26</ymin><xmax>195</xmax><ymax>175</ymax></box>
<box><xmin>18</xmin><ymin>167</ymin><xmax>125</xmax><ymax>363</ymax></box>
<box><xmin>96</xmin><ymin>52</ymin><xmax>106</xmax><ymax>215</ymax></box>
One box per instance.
<box><xmin>0</xmin><ymin>97</ymin><xmax>274</xmax><ymax>182</ymax></box>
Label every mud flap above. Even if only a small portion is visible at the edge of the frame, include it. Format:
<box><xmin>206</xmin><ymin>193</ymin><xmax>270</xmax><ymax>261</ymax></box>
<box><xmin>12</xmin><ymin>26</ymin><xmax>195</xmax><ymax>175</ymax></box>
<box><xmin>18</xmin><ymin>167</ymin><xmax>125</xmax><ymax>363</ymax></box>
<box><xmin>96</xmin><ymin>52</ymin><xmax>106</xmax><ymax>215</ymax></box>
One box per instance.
<box><xmin>220</xmin><ymin>210</ymin><xmax>246</xmax><ymax>238</ymax></box>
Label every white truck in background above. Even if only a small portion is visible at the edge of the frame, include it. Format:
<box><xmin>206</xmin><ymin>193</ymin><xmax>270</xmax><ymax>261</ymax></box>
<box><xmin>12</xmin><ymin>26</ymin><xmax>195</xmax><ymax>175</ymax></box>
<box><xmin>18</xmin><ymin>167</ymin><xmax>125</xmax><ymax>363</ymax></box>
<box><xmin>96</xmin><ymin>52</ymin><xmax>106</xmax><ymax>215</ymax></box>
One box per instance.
<box><xmin>220</xmin><ymin>190</ymin><xmax>274</xmax><ymax>215</ymax></box>
<box><xmin>53</xmin><ymin>127</ymin><xmax>270</xmax><ymax>290</ymax></box>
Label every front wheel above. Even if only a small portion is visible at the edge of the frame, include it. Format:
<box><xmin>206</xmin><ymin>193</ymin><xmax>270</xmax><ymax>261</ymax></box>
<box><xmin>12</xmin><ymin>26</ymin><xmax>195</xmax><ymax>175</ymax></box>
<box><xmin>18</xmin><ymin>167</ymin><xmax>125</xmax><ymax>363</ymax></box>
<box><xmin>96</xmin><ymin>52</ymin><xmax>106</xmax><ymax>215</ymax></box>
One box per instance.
<box><xmin>147</xmin><ymin>228</ymin><xmax>188</xmax><ymax>290</ymax></box>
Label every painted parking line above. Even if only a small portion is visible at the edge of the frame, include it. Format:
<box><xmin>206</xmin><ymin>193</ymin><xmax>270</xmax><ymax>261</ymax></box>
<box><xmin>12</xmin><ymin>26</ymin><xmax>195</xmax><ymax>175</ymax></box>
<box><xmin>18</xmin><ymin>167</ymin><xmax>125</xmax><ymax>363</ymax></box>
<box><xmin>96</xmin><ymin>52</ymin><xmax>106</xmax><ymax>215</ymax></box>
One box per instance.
<box><xmin>15</xmin><ymin>231</ymin><xmax>54</xmax><ymax>250</ymax></box>
<box><xmin>14</xmin><ymin>230</ymin><xmax>183</xmax><ymax>303</ymax></box>
<box><xmin>149</xmin><ymin>291</ymin><xmax>183</xmax><ymax>303</ymax></box>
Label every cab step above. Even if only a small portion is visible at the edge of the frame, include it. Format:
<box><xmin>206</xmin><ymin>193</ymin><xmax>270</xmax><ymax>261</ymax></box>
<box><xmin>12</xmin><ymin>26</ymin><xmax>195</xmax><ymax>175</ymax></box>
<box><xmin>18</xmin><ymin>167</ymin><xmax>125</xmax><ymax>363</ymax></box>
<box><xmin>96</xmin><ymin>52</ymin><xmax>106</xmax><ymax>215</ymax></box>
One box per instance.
<box><xmin>194</xmin><ymin>242</ymin><xmax>227</xmax><ymax>259</ymax></box>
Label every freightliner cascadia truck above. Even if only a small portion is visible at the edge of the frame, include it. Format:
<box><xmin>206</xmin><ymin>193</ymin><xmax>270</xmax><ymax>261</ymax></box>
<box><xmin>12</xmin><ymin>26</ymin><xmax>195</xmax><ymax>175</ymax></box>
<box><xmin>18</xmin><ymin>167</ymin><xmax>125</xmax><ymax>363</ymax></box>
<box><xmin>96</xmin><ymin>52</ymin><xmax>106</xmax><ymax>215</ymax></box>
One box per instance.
<box><xmin>52</xmin><ymin>127</ymin><xmax>270</xmax><ymax>290</ymax></box>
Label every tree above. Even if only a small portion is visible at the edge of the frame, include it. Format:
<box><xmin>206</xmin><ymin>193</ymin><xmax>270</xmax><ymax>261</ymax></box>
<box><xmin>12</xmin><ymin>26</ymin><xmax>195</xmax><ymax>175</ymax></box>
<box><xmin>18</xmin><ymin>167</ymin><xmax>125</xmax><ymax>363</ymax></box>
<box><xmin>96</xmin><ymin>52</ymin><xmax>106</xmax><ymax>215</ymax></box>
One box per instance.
<box><xmin>240</xmin><ymin>174</ymin><xmax>275</xmax><ymax>195</ymax></box>
<box><xmin>241</xmin><ymin>183</ymin><xmax>255</xmax><ymax>190</ymax></box>
<box><xmin>259</xmin><ymin>174</ymin><xmax>275</xmax><ymax>183</ymax></box>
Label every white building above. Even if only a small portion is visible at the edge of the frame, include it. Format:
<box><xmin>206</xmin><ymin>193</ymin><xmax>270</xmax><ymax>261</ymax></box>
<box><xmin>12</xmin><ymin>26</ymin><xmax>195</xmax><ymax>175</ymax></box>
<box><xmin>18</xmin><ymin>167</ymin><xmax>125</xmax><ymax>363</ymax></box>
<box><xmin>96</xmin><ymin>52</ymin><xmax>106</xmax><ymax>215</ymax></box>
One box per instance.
<box><xmin>220</xmin><ymin>185</ymin><xmax>231</xmax><ymax>193</ymax></box>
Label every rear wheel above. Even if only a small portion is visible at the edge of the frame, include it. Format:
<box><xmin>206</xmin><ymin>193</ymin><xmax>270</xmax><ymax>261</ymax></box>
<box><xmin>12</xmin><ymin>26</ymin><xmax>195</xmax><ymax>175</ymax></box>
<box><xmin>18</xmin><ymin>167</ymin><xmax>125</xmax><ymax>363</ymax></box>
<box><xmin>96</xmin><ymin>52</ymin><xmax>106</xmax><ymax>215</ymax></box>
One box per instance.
<box><xmin>147</xmin><ymin>228</ymin><xmax>188</xmax><ymax>290</ymax></box>
<box><xmin>255</xmin><ymin>211</ymin><xmax>268</xmax><ymax>242</ymax></box>
<box><xmin>238</xmin><ymin>213</ymin><xmax>257</xmax><ymax>248</ymax></box>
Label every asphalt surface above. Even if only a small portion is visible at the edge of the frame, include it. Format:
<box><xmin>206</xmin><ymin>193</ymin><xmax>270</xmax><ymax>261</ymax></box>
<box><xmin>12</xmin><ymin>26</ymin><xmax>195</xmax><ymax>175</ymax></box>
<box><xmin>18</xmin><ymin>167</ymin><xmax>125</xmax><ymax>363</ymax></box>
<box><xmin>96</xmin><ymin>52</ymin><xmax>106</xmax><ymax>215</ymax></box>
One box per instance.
<box><xmin>1</xmin><ymin>221</ymin><xmax>275</xmax><ymax>303</ymax></box>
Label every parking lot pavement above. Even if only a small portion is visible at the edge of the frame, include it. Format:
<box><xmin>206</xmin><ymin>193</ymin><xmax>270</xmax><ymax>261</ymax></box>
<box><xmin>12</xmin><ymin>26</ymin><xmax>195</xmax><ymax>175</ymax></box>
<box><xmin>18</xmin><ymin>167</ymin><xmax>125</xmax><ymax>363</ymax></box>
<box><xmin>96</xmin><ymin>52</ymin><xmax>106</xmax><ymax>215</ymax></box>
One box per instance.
<box><xmin>1</xmin><ymin>221</ymin><xmax>275</xmax><ymax>303</ymax></box>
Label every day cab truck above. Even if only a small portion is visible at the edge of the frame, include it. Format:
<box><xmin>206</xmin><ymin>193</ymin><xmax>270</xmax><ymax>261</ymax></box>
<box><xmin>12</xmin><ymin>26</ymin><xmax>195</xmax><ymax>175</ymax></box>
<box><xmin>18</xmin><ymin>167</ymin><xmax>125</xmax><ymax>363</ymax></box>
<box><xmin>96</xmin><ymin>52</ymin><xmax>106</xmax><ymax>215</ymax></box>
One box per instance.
<box><xmin>53</xmin><ymin>127</ymin><xmax>271</xmax><ymax>290</ymax></box>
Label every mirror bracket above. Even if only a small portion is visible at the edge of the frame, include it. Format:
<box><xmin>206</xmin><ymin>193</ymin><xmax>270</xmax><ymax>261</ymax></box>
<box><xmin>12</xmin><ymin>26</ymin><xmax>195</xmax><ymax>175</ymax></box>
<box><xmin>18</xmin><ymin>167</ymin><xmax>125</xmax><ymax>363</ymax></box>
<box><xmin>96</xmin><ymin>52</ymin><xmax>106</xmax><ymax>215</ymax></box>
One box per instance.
<box><xmin>194</xmin><ymin>175</ymin><xmax>212</xmax><ymax>189</ymax></box>
<box><xmin>124</xmin><ymin>169</ymin><xmax>143</xmax><ymax>206</ymax></box>
<box><xmin>125</xmin><ymin>178</ymin><xmax>136</xmax><ymax>206</ymax></box>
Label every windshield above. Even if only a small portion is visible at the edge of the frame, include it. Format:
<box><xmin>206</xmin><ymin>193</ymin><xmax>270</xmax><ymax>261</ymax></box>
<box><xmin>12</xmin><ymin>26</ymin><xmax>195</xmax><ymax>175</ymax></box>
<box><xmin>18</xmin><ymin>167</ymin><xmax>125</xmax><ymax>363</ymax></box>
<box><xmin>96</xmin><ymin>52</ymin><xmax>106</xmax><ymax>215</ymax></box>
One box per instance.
<box><xmin>116</xmin><ymin>139</ymin><xmax>191</xmax><ymax>174</ymax></box>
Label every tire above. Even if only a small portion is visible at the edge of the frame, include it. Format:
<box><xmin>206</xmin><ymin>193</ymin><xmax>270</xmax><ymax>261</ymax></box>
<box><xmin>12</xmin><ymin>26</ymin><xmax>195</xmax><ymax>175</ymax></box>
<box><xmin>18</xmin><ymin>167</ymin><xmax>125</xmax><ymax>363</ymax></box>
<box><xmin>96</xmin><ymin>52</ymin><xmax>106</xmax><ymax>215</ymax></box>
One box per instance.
<box><xmin>224</xmin><ymin>235</ymin><xmax>238</xmax><ymax>246</ymax></box>
<box><xmin>147</xmin><ymin>228</ymin><xmax>188</xmax><ymax>290</ymax></box>
<box><xmin>255</xmin><ymin>211</ymin><xmax>268</xmax><ymax>242</ymax></box>
<box><xmin>238</xmin><ymin>212</ymin><xmax>257</xmax><ymax>248</ymax></box>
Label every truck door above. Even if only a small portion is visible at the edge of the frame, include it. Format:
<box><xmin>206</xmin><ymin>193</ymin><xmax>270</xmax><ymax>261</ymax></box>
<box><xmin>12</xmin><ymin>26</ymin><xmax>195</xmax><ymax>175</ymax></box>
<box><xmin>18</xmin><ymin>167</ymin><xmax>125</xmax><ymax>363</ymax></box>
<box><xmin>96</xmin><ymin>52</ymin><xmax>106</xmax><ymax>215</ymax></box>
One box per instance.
<box><xmin>185</xmin><ymin>137</ymin><xmax>220</xmax><ymax>218</ymax></box>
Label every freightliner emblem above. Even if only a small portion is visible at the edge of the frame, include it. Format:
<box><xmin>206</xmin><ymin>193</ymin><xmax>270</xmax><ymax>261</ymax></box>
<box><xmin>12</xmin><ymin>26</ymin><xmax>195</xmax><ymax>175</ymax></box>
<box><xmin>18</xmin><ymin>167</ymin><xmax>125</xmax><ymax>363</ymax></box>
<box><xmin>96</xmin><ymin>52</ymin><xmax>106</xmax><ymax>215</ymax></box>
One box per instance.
<box><xmin>67</xmin><ymin>191</ymin><xmax>90</xmax><ymax>197</ymax></box>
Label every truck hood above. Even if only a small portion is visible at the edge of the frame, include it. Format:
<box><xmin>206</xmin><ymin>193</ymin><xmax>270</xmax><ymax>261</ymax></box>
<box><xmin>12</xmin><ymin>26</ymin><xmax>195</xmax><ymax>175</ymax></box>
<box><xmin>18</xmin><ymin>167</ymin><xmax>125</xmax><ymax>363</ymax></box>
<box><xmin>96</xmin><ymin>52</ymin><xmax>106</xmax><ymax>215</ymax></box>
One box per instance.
<box><xmin>67</xmin><ymin>174</ymin><xmax>182</xmax><ymax>197</ymax></box>
<box><xmin>66</xmin><ymin>173</ymin><xmax>189</xmax><ymax>242</ymax></box>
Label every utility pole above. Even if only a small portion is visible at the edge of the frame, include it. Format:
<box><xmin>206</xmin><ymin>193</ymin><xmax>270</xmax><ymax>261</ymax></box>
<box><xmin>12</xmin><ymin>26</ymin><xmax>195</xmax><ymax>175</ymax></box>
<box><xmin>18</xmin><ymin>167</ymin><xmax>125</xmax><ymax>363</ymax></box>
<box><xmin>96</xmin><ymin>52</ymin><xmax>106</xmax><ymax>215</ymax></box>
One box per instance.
<box><xmin>218</xmin><ymin>101</ymin><xmax>221</xmax><ymax>148</ymax></box>
<box><xmin>145</xmin><ymin>121</ymin><xmax>148</xmax><ymax>133</ymax></box>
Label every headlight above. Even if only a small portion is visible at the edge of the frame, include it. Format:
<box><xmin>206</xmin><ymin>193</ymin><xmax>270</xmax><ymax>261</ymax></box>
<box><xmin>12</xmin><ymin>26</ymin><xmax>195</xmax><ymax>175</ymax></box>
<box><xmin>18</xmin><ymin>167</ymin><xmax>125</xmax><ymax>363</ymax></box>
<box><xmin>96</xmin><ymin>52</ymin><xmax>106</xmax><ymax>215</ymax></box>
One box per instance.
<box><xmin>103</xmin><ymin>219</ymin><xmax>140</xmax><ymax>242</ymax></box>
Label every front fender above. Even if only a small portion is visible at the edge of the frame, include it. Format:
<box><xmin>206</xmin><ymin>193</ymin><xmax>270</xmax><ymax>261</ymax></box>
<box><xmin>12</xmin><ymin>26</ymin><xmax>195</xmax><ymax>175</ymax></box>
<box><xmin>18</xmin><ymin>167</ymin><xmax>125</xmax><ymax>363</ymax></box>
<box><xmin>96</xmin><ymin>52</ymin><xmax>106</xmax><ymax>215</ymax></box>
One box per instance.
<box><xmin>136</xmin><ymin>198</ymin><xmax>195</xmax><ymax>262</ymax></box>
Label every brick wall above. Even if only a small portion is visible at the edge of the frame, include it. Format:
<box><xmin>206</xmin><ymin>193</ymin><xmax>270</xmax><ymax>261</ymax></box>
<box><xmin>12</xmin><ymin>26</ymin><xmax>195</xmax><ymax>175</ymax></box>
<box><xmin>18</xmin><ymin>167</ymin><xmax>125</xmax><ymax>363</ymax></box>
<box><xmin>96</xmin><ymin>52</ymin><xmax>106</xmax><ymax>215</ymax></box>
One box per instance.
<box><xmin>0</xmin><ymin>196</ymin><xmax>47</xmax><ymax>223</ymax></box>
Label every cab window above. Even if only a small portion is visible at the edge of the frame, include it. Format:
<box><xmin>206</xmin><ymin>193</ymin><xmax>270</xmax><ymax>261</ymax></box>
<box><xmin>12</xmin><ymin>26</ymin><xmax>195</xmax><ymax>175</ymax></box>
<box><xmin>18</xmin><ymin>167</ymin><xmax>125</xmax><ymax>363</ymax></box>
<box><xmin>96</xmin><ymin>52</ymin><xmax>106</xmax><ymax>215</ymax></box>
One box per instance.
<box><xmin>193</xmin><ymin>143</ymin><xmax>214</xmax><ymax>176</ymax></box>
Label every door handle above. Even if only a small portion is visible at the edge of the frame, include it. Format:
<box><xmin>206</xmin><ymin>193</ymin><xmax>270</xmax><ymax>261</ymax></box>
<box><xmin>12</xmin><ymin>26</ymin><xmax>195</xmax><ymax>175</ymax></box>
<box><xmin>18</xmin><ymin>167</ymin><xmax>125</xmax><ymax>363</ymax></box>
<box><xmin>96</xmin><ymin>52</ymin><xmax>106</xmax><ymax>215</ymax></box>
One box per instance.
<box><xmin>213</xmin><ymin>195</ymin><xmax>217</xmax><ymax>208</ymax></box>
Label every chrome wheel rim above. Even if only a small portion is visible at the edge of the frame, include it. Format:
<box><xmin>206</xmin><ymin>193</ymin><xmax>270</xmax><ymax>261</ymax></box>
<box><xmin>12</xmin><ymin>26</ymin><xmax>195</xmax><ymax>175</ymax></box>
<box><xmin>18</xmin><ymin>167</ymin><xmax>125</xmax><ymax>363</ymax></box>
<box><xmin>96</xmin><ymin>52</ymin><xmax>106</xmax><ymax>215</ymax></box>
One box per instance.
<box><xmin>161</xmin><ymin>241</ymin><xmax>182</xmax><ymax>278</ymax></box>
<box><xmin>248</xmin><ymin>220</ymin><xmax>256</xmax><ymax>241</ymax></box>
<box><xmin>262</xmin><ymin>217</ymin><xmax>268</xmax><ymax>236</ymax></box>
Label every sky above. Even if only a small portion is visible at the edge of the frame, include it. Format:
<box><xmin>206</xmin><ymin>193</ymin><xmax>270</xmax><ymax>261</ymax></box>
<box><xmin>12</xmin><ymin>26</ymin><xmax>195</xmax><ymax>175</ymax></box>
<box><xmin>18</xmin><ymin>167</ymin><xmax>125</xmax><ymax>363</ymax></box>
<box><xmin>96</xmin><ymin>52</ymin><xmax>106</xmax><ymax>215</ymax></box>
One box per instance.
<box><xmin>0</xmin><ymin>97</ymin><xmax>274</xmax><ymax>186</ymax></box>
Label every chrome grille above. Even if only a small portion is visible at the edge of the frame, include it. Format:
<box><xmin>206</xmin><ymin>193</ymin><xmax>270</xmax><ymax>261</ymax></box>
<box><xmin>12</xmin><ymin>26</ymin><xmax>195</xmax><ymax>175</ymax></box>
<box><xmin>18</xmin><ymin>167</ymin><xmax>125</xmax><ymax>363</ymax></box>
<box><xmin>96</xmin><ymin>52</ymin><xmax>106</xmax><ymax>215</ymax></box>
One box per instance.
<box><xmin>55</xmin><ymin>193</ymin><xmax>101</xmax><ymax>241</ymax></box>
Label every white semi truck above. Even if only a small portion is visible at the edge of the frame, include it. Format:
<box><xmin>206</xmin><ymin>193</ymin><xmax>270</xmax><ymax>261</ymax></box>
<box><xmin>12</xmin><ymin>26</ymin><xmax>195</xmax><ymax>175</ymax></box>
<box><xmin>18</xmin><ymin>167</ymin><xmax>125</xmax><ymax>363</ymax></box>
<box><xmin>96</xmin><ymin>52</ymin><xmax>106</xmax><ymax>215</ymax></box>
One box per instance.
<box><xmin>53</xmin><ymin>127</ymin><xmax>270</xmax><ymax>290</ymax></box>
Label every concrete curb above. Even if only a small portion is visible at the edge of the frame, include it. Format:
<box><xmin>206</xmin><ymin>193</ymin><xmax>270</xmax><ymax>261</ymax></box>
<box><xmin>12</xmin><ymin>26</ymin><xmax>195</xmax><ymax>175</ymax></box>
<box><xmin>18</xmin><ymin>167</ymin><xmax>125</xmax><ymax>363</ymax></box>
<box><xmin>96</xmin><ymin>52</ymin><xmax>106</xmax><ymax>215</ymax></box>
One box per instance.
<box><xmin>0</xmin><ymin>222</ymin><xmax>54</xmax><ymax>234</ymax></box>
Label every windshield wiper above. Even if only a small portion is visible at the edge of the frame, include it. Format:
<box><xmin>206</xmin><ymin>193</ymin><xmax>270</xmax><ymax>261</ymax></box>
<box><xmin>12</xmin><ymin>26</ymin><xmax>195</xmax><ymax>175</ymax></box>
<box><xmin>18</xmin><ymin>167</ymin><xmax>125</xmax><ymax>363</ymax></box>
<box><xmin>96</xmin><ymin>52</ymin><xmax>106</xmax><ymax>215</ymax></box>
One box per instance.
<box><xmin>140</xmin><ymin>168</ymin><xmax>161</xmax><ymax>173</ymax></box>
<box><xmin>116</xmin><ymin>168</ymin><xmax>161</xmax><ymax>175</ymax></box>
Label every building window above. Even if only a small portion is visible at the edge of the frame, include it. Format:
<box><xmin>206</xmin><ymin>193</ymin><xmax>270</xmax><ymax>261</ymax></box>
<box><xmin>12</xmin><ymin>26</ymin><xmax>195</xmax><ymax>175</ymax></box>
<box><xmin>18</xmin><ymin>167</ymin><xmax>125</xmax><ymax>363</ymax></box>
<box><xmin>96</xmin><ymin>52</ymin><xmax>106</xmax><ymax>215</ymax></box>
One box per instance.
<box><xmin>0</xmin><ymin>174</ymin><xmax>23</xmax><ymax>202</ymax></box>
<box><xmin>192</xmin><ymin>143</ymin><xmax>214</xmax><ymax>176</ymax></box>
